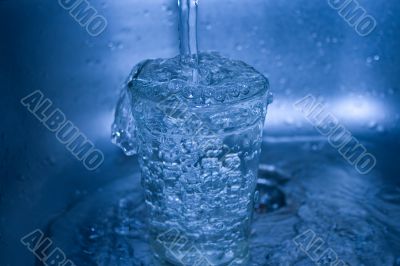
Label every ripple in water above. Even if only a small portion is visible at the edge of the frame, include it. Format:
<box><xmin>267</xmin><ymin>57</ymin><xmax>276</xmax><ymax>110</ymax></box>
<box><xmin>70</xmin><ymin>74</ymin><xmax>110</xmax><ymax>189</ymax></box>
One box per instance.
<box><xmin>47</xmin><ymin>140</ymin><xmax>400</xmax><ymax>265</ymax></box>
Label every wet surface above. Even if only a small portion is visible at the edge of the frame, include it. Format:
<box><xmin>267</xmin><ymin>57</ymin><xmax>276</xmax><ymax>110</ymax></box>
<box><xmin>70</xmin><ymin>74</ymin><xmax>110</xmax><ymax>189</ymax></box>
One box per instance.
<box><xmin>1</xmin><ymin>1</ymin><xmax>400</xmax><ymax>265</ymax></box>
<box><xmin>43</xmin><ymin>136</ymin><xmax>400</xmax><ymax>266</ymax></box>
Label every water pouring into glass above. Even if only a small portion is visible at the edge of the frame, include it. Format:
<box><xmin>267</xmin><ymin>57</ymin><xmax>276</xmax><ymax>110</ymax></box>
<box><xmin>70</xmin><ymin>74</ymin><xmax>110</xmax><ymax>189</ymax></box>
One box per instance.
<box><xmin>112</xmin><ymin>1</ymin><xmax>272</xmax><ymax>264</ymax></box>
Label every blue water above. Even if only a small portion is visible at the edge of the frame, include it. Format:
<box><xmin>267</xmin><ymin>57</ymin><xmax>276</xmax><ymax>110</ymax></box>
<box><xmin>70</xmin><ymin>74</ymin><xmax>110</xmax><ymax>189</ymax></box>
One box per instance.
<box><xmin>111</xmin><ymin>52</ymin><xmax>271</xmax><ymax>265</ymax></box>
<box><xmin>45</xmin><ymin>136</ymin><xmax>400</xmax><ymax>265</ymax></box>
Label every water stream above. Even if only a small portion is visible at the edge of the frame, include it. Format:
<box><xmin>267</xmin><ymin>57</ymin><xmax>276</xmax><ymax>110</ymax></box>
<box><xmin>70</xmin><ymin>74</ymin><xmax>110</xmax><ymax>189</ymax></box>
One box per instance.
<box><xmin>178</xmin><ymin>0</ymin><xmax>199</xmax><ymax>83</ymax></box>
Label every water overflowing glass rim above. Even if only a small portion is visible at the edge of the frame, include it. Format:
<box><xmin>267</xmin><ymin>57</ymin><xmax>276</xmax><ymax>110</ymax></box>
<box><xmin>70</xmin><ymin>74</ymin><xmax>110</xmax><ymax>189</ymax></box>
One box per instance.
<box><xmin>125</xmin><ymin>52</ymin><xmax>272</xmax><ymax>108</ymax></box>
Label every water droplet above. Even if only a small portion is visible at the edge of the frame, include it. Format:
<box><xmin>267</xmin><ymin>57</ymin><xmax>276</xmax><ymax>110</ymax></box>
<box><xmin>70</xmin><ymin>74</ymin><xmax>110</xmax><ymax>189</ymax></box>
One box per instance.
<box><xmin>108</xmin><ymin>42</ymin><xmax>116</xmax><ymax>51</ymax></box>
<box><xmin>325</xmin><ymin>37</ymin><xmax>331</xmax><ymax>43</ymax></box>
<box><xmin>367</xmin><ymin>121</ymin><xmax>377</xmax><ymax>129</ymax></box>
<box><xmin>279</xmin><ymin>78</ymin><xmax>287</xmax><ymax>85</ymax></box>
<box><xmin>311</xmin><ymin>143</ymin><xmax>319</xmax><ymax>151</ymax></box>
<box><xmin>108</xmin><ymin>41</ymin><xmax>124</xmax><ymax>51</ymax></box>
<box><xmin>254</xmin><ymin>190</ymin><xmax>260</xmax><ymax>203</ymax></box>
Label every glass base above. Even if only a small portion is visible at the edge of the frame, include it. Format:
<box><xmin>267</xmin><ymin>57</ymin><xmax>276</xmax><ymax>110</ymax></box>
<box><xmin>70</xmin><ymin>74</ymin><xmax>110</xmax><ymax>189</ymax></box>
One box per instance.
<box><xmin>45</xmin><ymin>170</ymin><xmax>288</xmax><ymax>266</ymax></box>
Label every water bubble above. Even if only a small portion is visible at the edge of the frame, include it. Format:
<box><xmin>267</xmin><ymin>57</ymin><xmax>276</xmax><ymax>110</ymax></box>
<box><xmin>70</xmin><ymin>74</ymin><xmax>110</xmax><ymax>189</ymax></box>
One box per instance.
<box><xmin>108</xmin><ymin>41</ymin><xmax>124</xmax><ymax>51</ymax></box>
<box><xmin>181</xmin><ymin>139</ymin><xmax>198</xmax><ymax>153</ymax></box>
<box><xmin>235</xmin><ymin>45</ymin><xmax>243</xmax><ymax>51</ymax></box>
<box><xmin>230</xmin><ymin>87</ymin><xmax>240</xmax><ymax>97</ymax></box>
<box><xmin>240</xmin><ymin>84</ymin><xmax>250</xmax><ymax>95</ymax></box>
<box><xmin>108</xmin><ymin>42</ymin><xmax>116</xmax><ymax>51</ymax></box>
<box><xmin>213</xmin><ymin>89</ymin><xmax>226</xmax><ymax>102</ymax></box>
<box><xmin>201</xmin><ymin>157</ymin><xmax>221</xmax><ymax>170</ymax></box>
<box><xmin>168</xmin><ymin>79</ymin><xmax>184</xmax><ymax>93</ymax></box>
<box><xmin>162</xmin><ymin>4</ymin><xmax>174</xmax><ymax>16</ymax></box>
<box><xmin>222</xmin><ymin>154</ymin><xmax>241</xmax><ymax>170</ymax></box>
<box><xmin>267</xmin><ymin>92</ymin><xmax>274</xmax><ymax>105</ymax></box>
<box><xmin>159</xmin><ymin>148</ymin><xmax>179</xmax><ymax>163</ymax></box>
<box><xmin>182</xmin><ymin>86</ymin><xmax>195</xmax><ymax>99</ymax></box>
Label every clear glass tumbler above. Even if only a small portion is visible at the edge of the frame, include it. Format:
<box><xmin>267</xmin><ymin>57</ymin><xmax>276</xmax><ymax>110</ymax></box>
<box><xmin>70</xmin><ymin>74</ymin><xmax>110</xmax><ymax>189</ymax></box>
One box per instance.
<box><xmin>112</xmin><ymin>54</ymin><xmax>272</xmax><ymax>266</ymax></box>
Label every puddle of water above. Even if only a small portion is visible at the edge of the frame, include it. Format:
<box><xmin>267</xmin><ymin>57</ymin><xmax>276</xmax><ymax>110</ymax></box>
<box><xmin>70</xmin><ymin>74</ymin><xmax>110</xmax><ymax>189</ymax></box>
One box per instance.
<box><xmin>44</xmin><ymin>139</ymin><xmax>400</xmax><ymax>265</ymax></box>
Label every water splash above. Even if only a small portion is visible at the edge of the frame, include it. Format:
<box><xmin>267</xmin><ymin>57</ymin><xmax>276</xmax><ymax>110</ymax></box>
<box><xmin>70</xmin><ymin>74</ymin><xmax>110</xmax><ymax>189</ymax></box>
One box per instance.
<box><xmin>47</xmin><ymin>138</ymin><xmax>400</xmax><ymax>265</ymax></box>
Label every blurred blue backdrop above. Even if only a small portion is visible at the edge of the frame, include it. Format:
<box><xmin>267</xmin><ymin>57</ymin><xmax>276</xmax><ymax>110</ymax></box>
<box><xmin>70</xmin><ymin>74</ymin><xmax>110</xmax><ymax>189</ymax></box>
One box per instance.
<box><xmin>0</xmin><ymin>0</ymin><xmax>399</xmax><ymax>265</ymax></box>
